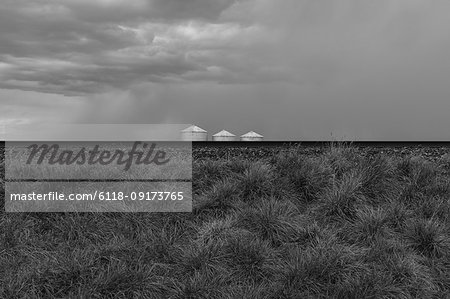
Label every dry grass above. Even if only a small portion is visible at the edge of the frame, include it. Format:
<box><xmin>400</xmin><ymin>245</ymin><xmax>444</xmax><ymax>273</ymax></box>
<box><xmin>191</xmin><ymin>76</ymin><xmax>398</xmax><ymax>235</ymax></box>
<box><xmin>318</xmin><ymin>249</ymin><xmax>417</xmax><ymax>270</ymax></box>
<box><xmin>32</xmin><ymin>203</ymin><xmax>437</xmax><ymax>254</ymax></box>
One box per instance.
<box><xmin>1</xmin><ymin>143</ymin><xmax>450</xmax><ymax>298</ymax></box>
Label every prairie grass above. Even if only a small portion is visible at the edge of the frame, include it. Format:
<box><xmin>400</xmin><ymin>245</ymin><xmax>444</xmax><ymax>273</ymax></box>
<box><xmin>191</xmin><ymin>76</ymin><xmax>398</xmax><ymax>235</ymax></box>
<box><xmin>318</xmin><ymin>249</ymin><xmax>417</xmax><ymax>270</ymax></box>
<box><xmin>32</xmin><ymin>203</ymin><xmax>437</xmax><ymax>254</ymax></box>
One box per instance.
<box><xmin>1</xmin><ymin>143</ymin><xmax>450</xmax><ymax>298</ymax></box>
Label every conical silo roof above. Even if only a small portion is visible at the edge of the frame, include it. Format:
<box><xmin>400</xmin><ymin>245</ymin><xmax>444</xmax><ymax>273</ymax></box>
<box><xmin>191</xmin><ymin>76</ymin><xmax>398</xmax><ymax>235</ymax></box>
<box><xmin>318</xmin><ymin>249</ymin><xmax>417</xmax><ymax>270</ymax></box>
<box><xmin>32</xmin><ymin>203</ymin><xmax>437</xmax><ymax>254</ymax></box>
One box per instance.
<box><xmin>240</xmin><ymin>131</ymin><xmax>263</xmax><ymax>138</ymax></box>
<box><xmin>213</xmin><ymin>130</ymin><xmax>236</xmax><ymax>137</ymax></box>
<box><xmin>181</xmin><ymin>125</ymin><xmax>207</xmax><ymax>133</ymax></box>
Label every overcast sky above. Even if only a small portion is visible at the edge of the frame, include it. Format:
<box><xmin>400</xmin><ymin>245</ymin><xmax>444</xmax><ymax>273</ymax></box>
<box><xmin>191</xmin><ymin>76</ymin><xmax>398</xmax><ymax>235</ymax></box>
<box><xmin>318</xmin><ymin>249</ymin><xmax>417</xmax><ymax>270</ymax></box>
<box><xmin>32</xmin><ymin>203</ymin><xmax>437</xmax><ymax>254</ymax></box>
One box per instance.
<box><xmin>1</xmin><ymin>0</ymin><xmax>450</xmax><ymax>140</ymax></box>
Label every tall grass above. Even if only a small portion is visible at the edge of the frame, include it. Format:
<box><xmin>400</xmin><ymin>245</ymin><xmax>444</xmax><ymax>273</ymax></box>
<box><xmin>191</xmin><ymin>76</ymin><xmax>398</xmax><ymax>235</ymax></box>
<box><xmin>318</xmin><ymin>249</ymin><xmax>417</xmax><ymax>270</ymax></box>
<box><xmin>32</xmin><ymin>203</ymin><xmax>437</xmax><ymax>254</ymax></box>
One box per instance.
<box><xmin>274</xmin><ymin>150</ymin><xmax>333</xmax><ymax>205</ymax></box>
<box><xmin>2</xmin><ymin>143</ymin><xmax>450</xmax><ymax>298</ymax></box>
<box><xmin>312</xmin><ymin>170</ymin><xmax>366</xmax><ymax>223</ymax></box>
<box><xmin>233</xmin><ymin>198</ymin><xmax>305</xmax><ymax>246</ymax></box>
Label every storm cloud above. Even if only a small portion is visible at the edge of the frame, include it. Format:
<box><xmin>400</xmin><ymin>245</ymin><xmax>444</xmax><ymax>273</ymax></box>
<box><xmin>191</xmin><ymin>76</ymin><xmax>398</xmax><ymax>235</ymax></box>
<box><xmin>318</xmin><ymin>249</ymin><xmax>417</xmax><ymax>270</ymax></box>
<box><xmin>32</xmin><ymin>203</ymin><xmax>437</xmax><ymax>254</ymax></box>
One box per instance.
<box><xmin>1</xmin><ymin>0</ymin><xmax>450</xmax><ymax>140</ymax></box>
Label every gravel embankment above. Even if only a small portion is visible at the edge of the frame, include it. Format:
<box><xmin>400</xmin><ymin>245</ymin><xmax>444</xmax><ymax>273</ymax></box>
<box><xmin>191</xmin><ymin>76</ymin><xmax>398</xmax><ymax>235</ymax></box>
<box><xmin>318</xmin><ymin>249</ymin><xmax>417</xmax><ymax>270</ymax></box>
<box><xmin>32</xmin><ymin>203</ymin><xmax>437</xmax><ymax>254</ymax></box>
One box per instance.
<box><xmin>192</xmin><ymin>144</ymin><xmax>450</xmax><ymax>162</ymax></box>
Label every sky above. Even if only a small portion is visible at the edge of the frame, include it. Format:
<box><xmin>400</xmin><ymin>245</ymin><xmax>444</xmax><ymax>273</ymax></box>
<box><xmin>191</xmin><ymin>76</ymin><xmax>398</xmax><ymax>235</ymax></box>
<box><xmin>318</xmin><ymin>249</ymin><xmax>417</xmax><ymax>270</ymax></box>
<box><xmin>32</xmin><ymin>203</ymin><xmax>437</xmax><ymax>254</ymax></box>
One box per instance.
<box><xmin>1</xmin><ymin>0</ymin><xmax>450</xmax><ymax>140</ymax></box>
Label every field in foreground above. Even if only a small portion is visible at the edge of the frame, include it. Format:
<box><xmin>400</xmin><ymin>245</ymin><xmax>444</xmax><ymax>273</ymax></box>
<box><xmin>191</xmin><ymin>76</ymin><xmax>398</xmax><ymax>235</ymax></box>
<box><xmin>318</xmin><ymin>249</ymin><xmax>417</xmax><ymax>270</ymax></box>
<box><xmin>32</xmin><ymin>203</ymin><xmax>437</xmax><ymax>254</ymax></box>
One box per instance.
<box><xmin>1</xmin><ymin>144</ymin><xmax>450</xmax><ymax>298</ymax></box>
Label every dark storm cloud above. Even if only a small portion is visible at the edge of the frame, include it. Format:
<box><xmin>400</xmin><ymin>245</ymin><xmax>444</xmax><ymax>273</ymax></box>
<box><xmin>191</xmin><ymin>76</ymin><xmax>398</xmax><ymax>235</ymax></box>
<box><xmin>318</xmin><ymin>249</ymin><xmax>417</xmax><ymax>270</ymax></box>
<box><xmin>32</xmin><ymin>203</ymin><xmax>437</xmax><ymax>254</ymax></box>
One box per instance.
<box><xmin>65</xmin><ymin>0</ymin><xmax>238</xmax><ymax>23</ymax></box>
<box><xmin>149</xmin><ymin>0</ymin><xmax>238</xmax><ymax>21</ymax></box>
<box><xmin>0</xmin><ymin>0</ymin><xmax>243</xmax><ymax>94</ymax></box>
<box><xmin>0</xmin><ymin>51</ymin><xmax>203</xmax><ymax>95</ymax></box>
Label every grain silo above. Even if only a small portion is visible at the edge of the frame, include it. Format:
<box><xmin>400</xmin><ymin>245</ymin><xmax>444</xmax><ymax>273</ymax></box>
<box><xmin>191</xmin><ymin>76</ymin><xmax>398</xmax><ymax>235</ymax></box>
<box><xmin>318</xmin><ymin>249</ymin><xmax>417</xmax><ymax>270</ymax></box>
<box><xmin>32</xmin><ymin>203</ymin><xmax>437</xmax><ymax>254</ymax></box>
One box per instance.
<box><xmin>240</xmin><ymin>131</ymin><xmax>263</xmax><ymax>141</ymax></box>
<box><xmin>181</xmin><ymin>125</ymin><xmax>208</xmax><ymax>141</ymax></box>
<box><xmin>212</xmin><ymin>130</ymin><xmax>236</xmax><ymax>141</ymax></box>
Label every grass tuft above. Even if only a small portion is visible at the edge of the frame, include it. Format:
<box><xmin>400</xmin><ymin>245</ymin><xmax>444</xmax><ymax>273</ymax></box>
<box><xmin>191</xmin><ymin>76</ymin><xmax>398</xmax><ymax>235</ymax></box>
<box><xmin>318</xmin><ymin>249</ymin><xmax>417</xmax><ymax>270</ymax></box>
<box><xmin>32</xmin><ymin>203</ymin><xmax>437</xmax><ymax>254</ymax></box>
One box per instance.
<box><xmin>340</xmin><ymin>206</ymin><xmax>392</xmax><ymax>246</ymax></box>
<box><xmin>274</xmin><ymin>150</ymin><xmax>333</xmax><ymax>203</ymax></box>
<box><xmin>233</xmin><ymin>198</ymin><xmax>306</xmax><ymax>246</ymax></box>
<box><xmin>222</xmin><ymin>233</ymin><xmax>281</xmax><ymax>283</ymax></box>
<box><xmin>193</xmin><ymin>178</ymin><xmax>242</xmax><ymax>218</ymax></box>
<box><xmin>358</xmin><ymin>154</ymin><xmax>398</xmax><ymax>205</ymax></box>
<box><xmin>237</xmin><ymin>161</ymin><xmax>275</xmax><ymax>202</ymax></box>
<box><xmin>275</xmin><ymin>239</ymin><xmax>366</xmax><ymax>298</ymax></box>
<box><xmin>313</xmin><ymin>170</ymin><xmax>366</xmax><ymax>222</ymax></box>
<box><xmin>404</xmin><ymin>218</ymin><xmax>450</xmax><ymax>258</ymax></box>
<box><xmin>193</xmin><ymin>159</ymin><xmax>230</xmax><ymax>193</ymax></box>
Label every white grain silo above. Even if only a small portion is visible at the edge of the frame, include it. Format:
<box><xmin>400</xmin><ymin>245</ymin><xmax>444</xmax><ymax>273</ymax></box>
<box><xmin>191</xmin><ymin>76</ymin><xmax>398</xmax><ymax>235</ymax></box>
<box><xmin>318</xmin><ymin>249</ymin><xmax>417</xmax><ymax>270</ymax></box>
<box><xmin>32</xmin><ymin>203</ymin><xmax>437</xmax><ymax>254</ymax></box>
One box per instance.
<box><xmin>240</xmin><ymin>131</ymin><xmax>263</xmax><ymax>141</ymax></box>
<box><xmin>181</xmin><ymin>125</ymin><xmax>208</xmax><ymax>141</ymax></box>
<box><xmin>212</xmin><ymin>130</ymin><xmax>236</xmax><ymax>141</ymax></box>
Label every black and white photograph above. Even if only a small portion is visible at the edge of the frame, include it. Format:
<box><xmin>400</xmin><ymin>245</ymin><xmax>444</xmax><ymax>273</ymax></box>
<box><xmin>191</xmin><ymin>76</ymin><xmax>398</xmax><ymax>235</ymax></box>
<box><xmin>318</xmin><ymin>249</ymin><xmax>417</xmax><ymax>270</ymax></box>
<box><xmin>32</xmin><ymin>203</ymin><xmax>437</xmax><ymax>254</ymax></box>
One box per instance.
<box><xmin>1</xmin><ymin>0</ymin><xmax>450</xmax><ymax>298</ymax></box>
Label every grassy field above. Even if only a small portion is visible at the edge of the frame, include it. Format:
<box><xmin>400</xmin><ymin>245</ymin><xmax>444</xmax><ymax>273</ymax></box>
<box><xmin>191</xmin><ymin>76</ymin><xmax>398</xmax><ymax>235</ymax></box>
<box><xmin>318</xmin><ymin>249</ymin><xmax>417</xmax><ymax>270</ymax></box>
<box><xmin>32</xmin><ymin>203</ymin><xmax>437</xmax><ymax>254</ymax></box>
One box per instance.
<box><xmin>1</xmin><ymin>144</ymin><xmax>450</xmax><ymax>298</ymax></box>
